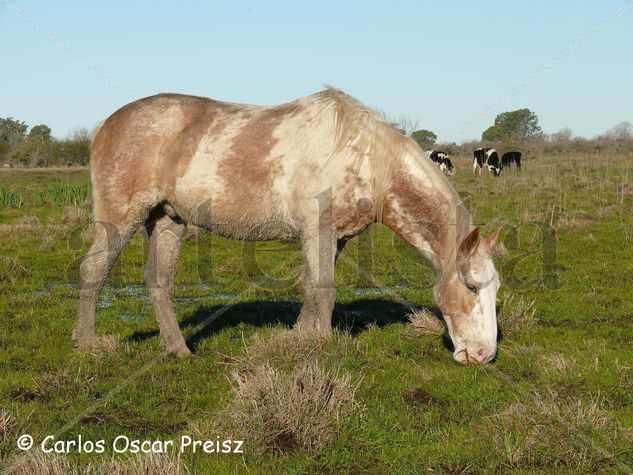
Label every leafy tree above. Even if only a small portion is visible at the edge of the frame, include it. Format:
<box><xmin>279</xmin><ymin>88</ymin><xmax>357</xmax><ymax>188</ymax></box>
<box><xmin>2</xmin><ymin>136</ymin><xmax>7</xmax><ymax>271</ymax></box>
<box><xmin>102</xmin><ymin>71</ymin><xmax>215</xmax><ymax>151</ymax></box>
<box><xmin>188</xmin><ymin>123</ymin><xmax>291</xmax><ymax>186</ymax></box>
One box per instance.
<box><xmin>481</xmin><ymin>125</ymin><xmax>505</xmax><ymax>142</ymax></box>
<box><xmin>0</xmin><ymin>117</ymin><xmax>28</xmax><ymax>142</ymax></box>
<box><xmin>482</xmin><ymin>108</ymin><xmax>542</xmax><ymax>141</ymax></box>
<box><xmin>28</xmin><ymin>124</ymin><xmax>52</xmax><ymax>143</ymax></box>
<box><xmin>0</xmin><ymin>117</ymin><xmax>29</xmax><ymax>160</ymax></box>
<box><xmin>0</xmin><ymin>118</ymin><xmax>29</xmax><ymax>163</ymax></box>
<box><xmin>60</xmin><ymin>127</ymin><xmax>91</xmax><ymax>165</ymax></box>
<box><xmin>411</xmin><ymin>129</ymin><xmax>437</xmax><ymax>148</ymax></box>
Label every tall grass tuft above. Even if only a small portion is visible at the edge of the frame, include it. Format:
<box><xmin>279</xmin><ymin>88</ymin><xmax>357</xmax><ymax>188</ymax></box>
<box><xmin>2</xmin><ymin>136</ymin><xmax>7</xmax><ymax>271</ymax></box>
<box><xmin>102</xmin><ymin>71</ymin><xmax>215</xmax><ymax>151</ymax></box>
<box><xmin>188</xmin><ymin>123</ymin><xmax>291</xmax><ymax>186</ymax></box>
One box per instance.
<box><xmin>4</xmin><ymin>450</ymin><xmax>187</xmax><ymax>475</ymax></box>
<box><xmin>0</xmin><ymin>188</ymin><xmax>25</xmax><ymax>208</ymax></box>
<box><xmin>223</xmin><ymin>361</ymin><xmax>355</xmax><ymax>455</ymax></box>
<box><xmin>406</xmin><ymin>308</ymin><xmax>445</xmax><ymax>336</ymax></box>
<box><xmin>35</xmin><ymin>181</ymin><xmax>91</xmax><ymax>206</ymax></box>
<box><xmin>499</xmin><ymin>293</ymin><xmax>538</xmax><ymax>338</ymax></box>
<box><xmin>0</xmin><ymin>408</ymin><xmax>18</xmax><ymax>443</ymax></box>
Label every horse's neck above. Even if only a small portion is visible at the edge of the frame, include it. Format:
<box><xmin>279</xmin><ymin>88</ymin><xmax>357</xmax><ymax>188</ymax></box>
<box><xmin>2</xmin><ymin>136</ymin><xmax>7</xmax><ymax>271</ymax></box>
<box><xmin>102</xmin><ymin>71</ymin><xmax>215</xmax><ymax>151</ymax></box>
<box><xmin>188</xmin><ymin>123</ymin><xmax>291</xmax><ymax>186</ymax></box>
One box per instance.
<box><xmin>381</xmin><ymin>153</ymin><xmax>466</xmax><ymax>274</ymax></box>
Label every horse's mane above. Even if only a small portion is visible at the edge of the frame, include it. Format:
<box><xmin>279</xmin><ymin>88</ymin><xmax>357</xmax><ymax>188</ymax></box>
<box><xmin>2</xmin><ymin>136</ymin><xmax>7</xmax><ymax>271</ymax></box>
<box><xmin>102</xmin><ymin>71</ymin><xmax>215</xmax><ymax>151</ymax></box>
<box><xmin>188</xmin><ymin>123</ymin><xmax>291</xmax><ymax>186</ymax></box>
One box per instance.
<box><xmin>437</xmin><ymin>202</ymin><xmax>473</xmax><ymax>295</ymax></box>
<box><xmin>314</xmin><ymin>87</ymin><xmax>408</xmax><ymax>221</ymax></box>
<box><xmin>313</xmin><ymin>88</ymin><xmax>473</xmax><ymax>283</ymax></box>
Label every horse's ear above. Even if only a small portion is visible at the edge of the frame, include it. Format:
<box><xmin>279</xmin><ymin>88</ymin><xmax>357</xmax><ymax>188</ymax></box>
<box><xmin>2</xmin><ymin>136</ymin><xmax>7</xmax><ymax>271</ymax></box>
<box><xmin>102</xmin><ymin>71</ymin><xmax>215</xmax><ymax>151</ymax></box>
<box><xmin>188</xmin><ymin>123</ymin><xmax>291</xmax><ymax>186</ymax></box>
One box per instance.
<box><xmin>485</xmin><ymin>226</ymin><xmax>503</xmax><ymax>249</ymax></box>
<box><xmin>459</xmin><ymin>227</ymin><xmax>480</xmax><ymax>258</ymax></box>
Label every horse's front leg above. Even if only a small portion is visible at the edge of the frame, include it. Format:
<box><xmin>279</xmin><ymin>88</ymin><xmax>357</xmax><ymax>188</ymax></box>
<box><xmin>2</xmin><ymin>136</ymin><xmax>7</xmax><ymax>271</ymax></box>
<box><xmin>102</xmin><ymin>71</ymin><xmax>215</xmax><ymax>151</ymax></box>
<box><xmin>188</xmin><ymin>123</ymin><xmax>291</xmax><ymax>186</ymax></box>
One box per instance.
<box><xmin>295</xmin><ymin>231</ymin><xmax>340</xmax><ymax>337</ymax></box>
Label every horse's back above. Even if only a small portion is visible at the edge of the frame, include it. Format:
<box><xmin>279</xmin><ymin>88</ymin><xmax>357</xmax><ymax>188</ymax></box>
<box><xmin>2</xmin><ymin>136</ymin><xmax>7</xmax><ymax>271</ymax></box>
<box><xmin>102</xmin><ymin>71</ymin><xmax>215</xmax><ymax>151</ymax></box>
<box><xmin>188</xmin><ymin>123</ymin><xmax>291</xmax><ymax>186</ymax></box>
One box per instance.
<box><xmin>89</xmin><ymin>93</ymin><xmax>326</xmax><ymax>231</ymax></box>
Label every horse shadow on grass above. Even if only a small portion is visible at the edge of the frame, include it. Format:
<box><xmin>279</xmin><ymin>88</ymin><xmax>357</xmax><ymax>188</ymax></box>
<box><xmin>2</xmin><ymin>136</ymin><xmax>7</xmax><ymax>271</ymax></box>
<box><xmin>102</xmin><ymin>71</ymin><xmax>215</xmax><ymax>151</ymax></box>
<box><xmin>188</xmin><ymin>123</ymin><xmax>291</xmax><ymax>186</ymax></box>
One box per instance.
<box><xmin>128</xmin><ymin>299</ymin><xmax>448</xmax><ymax>352</ymax></box>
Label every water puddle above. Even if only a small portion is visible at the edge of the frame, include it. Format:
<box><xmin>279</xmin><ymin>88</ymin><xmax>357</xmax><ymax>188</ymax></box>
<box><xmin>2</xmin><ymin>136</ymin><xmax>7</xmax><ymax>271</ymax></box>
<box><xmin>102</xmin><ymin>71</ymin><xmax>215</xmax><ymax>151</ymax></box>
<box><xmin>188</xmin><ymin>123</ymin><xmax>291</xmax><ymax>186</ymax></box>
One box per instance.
<box><xmin>353</xmin><ymin>286</ymin><xmax>406</xmax><ymax>296</ymax></box>
<box><xmin>36</xmin><ymin>282</ymin><xmax>236</xmax><ymax>308</ymax></box>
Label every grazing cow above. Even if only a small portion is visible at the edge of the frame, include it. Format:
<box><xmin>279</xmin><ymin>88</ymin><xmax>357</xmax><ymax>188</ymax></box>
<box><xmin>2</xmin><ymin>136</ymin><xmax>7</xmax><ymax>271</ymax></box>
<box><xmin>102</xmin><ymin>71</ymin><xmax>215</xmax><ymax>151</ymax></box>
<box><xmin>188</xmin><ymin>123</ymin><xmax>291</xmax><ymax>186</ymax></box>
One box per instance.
<box><xmin>472</xmin><ymin>147</ymin><xmax>491</xmax><ymax>175</ymax></box>
<box><xmin>485</xmin><ymin>149</ymin><xmax>501</xmax><ymax>176</ymax></box>
<box><xmin>426</xmin><ymin>150</ymin><xmax>455</xmax><ymax>175</ymax></box>
<box><xmin>501</xmin><ymin>151</ymin><xmax>522</xmax><ymax>170</ymax></box>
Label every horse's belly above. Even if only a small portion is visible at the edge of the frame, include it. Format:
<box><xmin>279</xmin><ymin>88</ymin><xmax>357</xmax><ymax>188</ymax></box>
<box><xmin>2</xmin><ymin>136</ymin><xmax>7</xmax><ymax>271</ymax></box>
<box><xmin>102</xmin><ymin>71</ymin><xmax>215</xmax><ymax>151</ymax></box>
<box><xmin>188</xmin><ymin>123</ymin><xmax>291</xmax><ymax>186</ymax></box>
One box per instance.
<box><xmin>167</xmin><ymin>184</ymin><xmax>299</xmax><ymax>241</ymax></box>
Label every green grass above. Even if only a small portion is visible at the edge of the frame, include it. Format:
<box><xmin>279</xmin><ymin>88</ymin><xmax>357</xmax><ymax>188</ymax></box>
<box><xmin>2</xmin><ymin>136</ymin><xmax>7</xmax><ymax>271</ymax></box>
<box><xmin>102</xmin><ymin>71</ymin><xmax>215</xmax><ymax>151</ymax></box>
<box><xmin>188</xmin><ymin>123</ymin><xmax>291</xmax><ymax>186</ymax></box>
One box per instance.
<box><xmin>0</xmin><ymin>188</ymin><xmax>24</xmax><ymax>208</ymax></box>
<box><xmin>34</xmin><ymin>181</ymin><xmax>92</xmax><ymax>207</ymax></box>
<box><xmin>1</xmin><ymin>155</ymin><xmax>632</xmax><ymax>474</ymax></box>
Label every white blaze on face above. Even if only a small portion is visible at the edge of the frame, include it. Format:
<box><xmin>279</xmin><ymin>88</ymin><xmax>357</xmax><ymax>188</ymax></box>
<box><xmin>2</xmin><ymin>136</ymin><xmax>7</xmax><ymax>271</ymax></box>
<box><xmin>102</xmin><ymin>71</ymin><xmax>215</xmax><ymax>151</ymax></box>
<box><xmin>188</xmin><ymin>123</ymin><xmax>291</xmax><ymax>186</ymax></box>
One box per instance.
<box><xmin>445</xmin><ymin>254</ymin><xmax>499</xmax><ymax>365</ymax></box>
<box><xmin>444</xmin><ymin>227</ymin><xmax>503</xmax><ymax>365</ymax></box>
<box><xmin>471</xmin><ymin>255</ymin><xmax>499</xmax><ymax>351</ymax></box>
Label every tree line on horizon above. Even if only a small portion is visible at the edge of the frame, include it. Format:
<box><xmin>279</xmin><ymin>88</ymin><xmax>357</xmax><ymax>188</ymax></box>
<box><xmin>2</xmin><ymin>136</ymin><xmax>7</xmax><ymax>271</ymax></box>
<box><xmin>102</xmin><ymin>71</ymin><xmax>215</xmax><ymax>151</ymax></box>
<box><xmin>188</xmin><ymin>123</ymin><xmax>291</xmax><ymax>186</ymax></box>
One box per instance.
<box><xmin>404</xmin><ymin>109</ymin><xmax>633</xmax><ymax>157</ymax></box>
<box><xmin>0</xmin><ymin>118</ymin><xmax>91</xmax><ymax>168</ymax></box>
<box><xmin>1</xmin><ymin>110</ymin><xmax>632</xmax><ymax>168</ymax></box>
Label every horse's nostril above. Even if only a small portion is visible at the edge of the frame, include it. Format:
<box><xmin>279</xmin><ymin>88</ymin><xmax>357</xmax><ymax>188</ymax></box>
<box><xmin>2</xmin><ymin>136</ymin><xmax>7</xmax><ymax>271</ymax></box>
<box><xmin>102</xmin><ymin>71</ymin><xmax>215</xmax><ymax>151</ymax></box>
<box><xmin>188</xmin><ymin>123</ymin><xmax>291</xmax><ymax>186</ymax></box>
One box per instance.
<box><xmin>467</xmin><ymin>347</ymin><xmax>490</xmax><ymax>364</ymax></box>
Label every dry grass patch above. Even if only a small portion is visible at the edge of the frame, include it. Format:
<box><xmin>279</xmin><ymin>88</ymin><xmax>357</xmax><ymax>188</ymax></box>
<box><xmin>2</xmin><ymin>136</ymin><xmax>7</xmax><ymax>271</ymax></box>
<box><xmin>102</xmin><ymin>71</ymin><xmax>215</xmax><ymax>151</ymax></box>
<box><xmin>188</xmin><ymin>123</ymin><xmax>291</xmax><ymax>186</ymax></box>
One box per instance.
<box><xmin>489</xmin><ymin>394</ymin><xmax>622</xmax><ymax>470</ymax></box>
<box><xmin>216</xmin><ymin>329</ymin><xmax>358</xmax><ymax>455</ymax></box>
<box><xmin>221</xmin><ymin>361</ymin><xmax>355</xmax><ymax>455</ymax></box>
<box><xmin>236</xmin><ymin>328</ymin><xmax>334</xmax><ymax>371</ymax></box>
<box><xmin>540</xmin><ymin>352</ymin><xmax>576</xmax><ymax>376</ymax></box>
<box><xmin>0</xmin><ymin>256</ymin><xmax>25</xmax><ymax>286</ymax></box>
<box><xmin>491</xmin><ymin>241</ymin><xmax>510</xmax><ymax>264</ymax></box>
<box><xmin>0</xmin><ymin>215</ymin><xmax>44</xmax><ymax>236</ymax></box>
<box><xmin>15</xmin><ymin>215</ymin><xmax>40</xmax><ymax>227</ymax></box>
<box><xmin>0</xmin><ymin>408</ymin><xmax>18</xmax><ymax>443</ymax></box>
<box><xmin>406</xmin><ymin>309</ymin><xmax>445</xmax><ymax>337</ymax></box>
<box><xmin>60</xmin><ymin>205</ymin><xmax>90</xmax><ymax>225</ymax></box>
<box><xmin>92</xmin><ymin>452</ymin><xmax>187</xmax><ymax>475</ymax></box>
<box><xmin>499</xmin><ymin>293</ymin><xmax>537</xmax><ymax>338</ymax></box>
<box><xmin>556</xmin><ymin>216</ymin><xmax>587</xmax><ymax>234</ymax></box>
<box><xmin>86</xmin><ymin>335</ymin><xmax>122</xmax><ymax>359</ymax></box>
<box><xmin>4</xmin><ymin>450</ymin><xmax>76</xmax><ymax>475</ymax></box>
<box><xmin>4</xmin><ymin>451</ymin><xmax>187</xmax><ymax>475</ymax></box>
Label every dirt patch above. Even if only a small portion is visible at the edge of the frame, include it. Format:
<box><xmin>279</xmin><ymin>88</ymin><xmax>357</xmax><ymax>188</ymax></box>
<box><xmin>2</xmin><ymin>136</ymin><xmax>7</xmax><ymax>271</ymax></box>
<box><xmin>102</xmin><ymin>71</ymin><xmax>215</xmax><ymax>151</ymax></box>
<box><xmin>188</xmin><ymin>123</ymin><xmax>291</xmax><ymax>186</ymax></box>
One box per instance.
<box><xmin>402</xmin><ymin>388</ymin><xmax>442</xmax><ymax>407</ymax></box>
<box><xmin>10</xmin><ymin>387</ymin><xmax>49</xmax><ymax>403</ymax></box>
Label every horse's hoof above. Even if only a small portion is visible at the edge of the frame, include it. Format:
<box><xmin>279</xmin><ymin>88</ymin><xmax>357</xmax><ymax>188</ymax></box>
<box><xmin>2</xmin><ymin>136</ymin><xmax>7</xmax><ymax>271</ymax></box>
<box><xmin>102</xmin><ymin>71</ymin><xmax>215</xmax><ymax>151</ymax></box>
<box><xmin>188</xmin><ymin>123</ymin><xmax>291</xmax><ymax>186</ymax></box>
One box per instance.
<box><xmin>72</xmin><ymin>336</ymin><xmax>96</xmax><ymax>351</ymax></box>
<box><xmin>167</xmin><ymin>346</ymin><xmax>193</xmax><ymax>358</ymax></box>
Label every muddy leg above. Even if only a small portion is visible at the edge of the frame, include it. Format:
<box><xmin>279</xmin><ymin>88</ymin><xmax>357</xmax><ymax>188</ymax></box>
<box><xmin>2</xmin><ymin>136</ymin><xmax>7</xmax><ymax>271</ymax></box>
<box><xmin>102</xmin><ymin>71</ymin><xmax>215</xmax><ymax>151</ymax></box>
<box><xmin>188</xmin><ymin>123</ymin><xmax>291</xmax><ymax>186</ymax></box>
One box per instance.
<box><xmin>144</xmin><ymin>213</ymin><xmax>191</xmax><ymax>357</ymax></box>
<box><xmin>295</xmin><ymin>236</ymin><xmax>345</xmax><ymax>336</ymax></box>
<box><xmin>74</xmin><ymin>221</ymin><xmax>136</xmax><ymax>349</ymax></box>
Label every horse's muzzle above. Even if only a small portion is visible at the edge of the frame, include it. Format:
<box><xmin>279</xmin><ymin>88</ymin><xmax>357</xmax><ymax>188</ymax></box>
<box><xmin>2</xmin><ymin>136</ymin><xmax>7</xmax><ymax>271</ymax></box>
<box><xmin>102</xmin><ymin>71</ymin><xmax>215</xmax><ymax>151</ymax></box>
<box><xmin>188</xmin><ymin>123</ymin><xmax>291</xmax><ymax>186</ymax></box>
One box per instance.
<box><xmin>453</xmin><ymin>346</ymin><xmax>496</xmax><ymax>365</ymax></box>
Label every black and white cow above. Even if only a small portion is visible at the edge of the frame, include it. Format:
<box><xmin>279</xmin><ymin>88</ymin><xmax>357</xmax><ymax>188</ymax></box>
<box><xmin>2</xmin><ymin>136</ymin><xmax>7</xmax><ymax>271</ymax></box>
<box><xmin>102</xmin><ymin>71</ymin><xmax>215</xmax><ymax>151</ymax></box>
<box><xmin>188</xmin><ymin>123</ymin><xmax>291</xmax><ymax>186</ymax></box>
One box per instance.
<box><xmin>472</xmin><ymin>147</ymin><xmax>490</xmax><ymax>175</ymax></box>
<box><xmin>501</xmin><ymin>151</ymin><xmax>522</xmax><ymax>170</ymax></box>
<box><xmin>485</xmin><ymin>149</ymin><xmax>502</xmax><ymax>176</ymax></box>
<box><xmin>426</xmin><ymin>150</ymin><xmax>455</xmax><ymax>175</ymax></box>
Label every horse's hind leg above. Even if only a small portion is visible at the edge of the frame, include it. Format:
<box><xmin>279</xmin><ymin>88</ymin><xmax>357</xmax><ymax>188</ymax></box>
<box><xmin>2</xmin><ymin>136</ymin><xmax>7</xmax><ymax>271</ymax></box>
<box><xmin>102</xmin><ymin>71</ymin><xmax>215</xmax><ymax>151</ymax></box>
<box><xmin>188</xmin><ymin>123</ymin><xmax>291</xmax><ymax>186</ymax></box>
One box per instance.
<box><xmin>74</xmin><ymin>221</ymin><xmax>137</xmax><ymax>349</ymax></box>
<box><xmin>144</xmin><ymin>213</ymin><xmax>191</xmax><ymax>357</ymax></box>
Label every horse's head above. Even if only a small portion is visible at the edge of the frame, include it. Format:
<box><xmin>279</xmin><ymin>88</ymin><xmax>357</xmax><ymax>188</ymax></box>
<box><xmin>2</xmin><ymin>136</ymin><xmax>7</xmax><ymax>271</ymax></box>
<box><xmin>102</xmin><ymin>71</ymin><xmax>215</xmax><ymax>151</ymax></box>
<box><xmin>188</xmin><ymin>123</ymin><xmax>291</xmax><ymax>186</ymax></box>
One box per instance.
<box><xmin>435</xmin><ymin>226</ymin><xmax>502</xmax><ymax>365</ymax></box>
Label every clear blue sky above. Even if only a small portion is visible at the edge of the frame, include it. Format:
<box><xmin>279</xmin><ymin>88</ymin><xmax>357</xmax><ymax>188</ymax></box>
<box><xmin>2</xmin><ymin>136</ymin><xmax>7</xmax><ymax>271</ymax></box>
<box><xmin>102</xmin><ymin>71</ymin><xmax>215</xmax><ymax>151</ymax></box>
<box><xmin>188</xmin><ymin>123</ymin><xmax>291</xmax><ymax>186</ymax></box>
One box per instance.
<box><xmin>1</xmin><ymin>0</ymin><xmax>632</xmax><ymax>142</ymax></box>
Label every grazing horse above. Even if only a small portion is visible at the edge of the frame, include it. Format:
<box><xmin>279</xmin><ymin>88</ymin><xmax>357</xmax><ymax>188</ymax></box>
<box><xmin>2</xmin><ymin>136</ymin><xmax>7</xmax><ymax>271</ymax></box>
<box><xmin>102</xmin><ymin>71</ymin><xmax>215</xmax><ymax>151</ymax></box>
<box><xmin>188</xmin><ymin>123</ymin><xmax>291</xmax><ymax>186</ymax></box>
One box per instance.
<box><xmin>501</xmin><ymin>151</ymin><xmax>522</xmax><ymax>170</ymax></box>
<box><xmin>75</xmin><ymin>89</ymin><xmax>502</xmax><ymax>364</ymax></box>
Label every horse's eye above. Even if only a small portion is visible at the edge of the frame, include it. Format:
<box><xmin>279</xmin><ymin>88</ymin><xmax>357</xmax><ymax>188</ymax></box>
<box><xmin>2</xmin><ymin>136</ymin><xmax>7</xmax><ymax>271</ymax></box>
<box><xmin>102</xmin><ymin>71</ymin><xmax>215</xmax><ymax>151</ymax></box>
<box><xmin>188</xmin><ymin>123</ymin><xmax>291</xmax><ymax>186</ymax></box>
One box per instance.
<box><xmin>466</xmin><ymin>283</ymin><xmax>478</xmax><ymax>294</ymax></box>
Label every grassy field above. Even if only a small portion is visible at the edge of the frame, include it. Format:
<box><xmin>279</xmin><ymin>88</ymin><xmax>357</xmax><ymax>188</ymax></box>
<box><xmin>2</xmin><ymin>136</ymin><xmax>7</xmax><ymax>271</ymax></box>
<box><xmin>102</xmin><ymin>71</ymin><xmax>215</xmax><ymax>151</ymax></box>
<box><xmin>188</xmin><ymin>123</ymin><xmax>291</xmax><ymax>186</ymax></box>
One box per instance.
<box><xmin>1</xmin><ymin>153</ymin><xmax>632</xmax><ymax>474</ymax></box>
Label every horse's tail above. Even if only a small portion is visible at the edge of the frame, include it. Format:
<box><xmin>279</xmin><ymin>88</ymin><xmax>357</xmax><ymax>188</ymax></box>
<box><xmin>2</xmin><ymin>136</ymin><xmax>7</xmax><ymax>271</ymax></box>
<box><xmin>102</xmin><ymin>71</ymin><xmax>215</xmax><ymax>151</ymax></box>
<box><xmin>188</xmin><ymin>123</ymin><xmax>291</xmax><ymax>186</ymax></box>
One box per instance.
<box><xmin>89</xmin><ymin>120</ymin><xmax>106</xmax><ymax>220</ymax></box>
